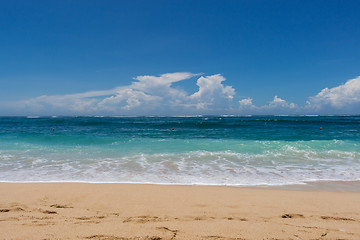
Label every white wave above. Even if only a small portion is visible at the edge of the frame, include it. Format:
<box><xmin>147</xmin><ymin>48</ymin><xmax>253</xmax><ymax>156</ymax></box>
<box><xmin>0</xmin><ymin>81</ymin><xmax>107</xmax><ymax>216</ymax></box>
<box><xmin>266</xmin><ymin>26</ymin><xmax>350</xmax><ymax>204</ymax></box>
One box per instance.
<box><xmin>1</xmin><ymin>148</ymin><xmax>360</xmax><ymax>186</ymax></box>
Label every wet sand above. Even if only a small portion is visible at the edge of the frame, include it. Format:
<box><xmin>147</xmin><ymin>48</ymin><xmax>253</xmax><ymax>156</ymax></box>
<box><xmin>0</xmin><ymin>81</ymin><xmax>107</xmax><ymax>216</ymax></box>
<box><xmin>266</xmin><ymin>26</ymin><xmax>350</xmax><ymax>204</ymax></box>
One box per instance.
<box><xmin>0</xmin><ymin>182</ymin><xmax>360</xmax><ymax>240</ymax></box>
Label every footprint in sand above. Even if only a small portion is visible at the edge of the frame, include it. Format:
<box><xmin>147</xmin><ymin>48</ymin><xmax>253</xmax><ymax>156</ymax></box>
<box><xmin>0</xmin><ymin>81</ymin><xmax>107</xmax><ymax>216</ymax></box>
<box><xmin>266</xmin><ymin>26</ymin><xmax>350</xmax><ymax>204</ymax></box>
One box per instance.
<box><xmin>320</xmin><ymin>216</ymin><xmax>355</xmax><ymax>221</ymax></box>
<box><xmin>281</xmin><ymin>213</ymin><xmax>305</xmax><ymax>219</ymax></box>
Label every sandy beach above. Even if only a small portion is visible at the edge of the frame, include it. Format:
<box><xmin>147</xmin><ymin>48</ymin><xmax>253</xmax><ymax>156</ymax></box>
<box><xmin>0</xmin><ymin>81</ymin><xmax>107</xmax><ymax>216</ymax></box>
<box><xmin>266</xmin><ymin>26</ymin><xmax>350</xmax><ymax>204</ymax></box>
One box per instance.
<box><xmin>0</xmin><ymin>183</ymin><xmax>359</xmax><ymax>240</ymax></box>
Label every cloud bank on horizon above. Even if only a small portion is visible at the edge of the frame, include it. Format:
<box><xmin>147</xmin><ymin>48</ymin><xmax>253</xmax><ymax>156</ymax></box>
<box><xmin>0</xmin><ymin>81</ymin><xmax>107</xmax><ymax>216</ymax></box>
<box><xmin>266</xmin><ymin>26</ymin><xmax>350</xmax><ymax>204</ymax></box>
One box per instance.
<box><xmin>2</xmin><ymin>73</ymin><xmax>360</xmax><ymax>116</ymax></box>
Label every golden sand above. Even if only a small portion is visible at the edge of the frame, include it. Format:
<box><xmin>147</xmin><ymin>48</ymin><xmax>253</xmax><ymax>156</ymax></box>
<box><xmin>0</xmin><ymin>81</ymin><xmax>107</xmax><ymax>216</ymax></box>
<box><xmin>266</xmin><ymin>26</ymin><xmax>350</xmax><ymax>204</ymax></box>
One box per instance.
<box><xmin>0</xmin><ymin>183</ymin><xmax>359</xmax><ymax>239</ymax></box>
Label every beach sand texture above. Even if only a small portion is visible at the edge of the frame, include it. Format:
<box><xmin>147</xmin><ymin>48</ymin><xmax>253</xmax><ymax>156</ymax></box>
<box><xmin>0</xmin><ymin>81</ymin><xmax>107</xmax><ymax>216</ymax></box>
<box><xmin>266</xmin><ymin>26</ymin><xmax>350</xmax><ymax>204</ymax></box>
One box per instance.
<box><xmin>0</xmin><ymin>183</ymin><xmax>359</xmax><ymax>240</ymax></box>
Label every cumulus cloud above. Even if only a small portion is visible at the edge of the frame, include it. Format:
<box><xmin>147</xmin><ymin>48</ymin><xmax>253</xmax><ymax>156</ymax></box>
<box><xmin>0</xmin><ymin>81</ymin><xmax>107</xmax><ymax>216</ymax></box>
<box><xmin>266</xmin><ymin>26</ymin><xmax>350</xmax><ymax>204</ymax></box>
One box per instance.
<box><xmin>189</xmin><ymin>74</ymin><xmax>235</xmax><ymax>111</ymax></box>
<box><xmin>267</xmin><ymin>96</ymin><xmax>296</xmax><ymax>109</ymax></box>
<box><xmin>190</xmin><ymin>74</ymin><xmax>235</xmax><ymax>100</ymax></box>
<box><xmin>239</xmin><ymin>97</ymin><xmax>253</xmax><ymax>107</ymax></box>
<box><xmin>12</xmin><ymin>72</ymin><xmax>237</xmax><ymax>115</ymax></box>
<box><xmin>131</xmin><ymin>72</ymin><xmax>195</xmax><ymax>99</ymax></box>
<box><xmin>237</xmin><ymin>96</ymin><xmax>297</xmax><ymax>114</ymax></box>
<box><xmin>4</xmin><ymin>73</ymin><xmax>360</xmax><ymax>115</ymax></box>
<box><xmin>237</xmin><ymin>75</ymin><xmax>360</xmax><ymax>114</ymax></box>
<box><xmin>96</xmin><ymin>72</ymin><xmax>198</xmax><ymax>113</ymax></box>
<box><xmin>98</xmin><ymin>88</ymin><xmax>162</xmax><ymax>111</ymax></box>
<box><xmin>308</xmin><ymin>76</ymin><xmax>360</xmax><ymax>111</ymax></box>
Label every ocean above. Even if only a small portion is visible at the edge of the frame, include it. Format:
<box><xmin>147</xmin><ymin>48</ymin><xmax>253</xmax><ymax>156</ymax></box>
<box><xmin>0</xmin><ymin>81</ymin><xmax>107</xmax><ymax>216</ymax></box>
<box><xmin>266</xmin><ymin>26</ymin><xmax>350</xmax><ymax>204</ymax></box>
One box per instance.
<box><xmin>0</xmin><ymin>116</ymin><xmax>359</xmax><ymax>187</ymax></box>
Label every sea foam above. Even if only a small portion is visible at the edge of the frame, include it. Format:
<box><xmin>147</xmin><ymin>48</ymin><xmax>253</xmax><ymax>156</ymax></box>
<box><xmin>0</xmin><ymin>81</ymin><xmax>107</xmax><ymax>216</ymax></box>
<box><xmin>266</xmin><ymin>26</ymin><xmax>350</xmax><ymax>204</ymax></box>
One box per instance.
<box><xmin>0</xmin><ymin>116</ymin><xmax>359</xmax><ymax>186</ymax></box>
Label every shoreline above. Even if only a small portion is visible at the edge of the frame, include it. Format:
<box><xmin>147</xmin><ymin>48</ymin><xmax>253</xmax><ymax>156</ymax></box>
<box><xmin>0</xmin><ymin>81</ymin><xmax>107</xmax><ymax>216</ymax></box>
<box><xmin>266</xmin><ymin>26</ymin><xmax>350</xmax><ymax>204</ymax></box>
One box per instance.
<box><xmin>252</xmin><ymin>180</ymin><xmax>360</xmax><ymax>192</ymax></box>
<box><xmin>1</xmin><ymin>180</ymin><xmax>359</xmax><ymax>192</ymax></box>
<box><xmin>1</xmin><ymin>182</ymin><xmax>360</xmax><ymax>239</ymax></box>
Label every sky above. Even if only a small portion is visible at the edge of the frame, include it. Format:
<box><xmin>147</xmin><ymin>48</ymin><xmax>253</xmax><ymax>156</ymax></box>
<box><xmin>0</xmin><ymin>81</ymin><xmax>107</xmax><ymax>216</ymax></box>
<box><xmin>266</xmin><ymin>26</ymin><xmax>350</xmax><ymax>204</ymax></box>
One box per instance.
<box><xmin>1</xmin><ymin>0</ymin><xmax>360</xmax><ymax>116</ymax></box>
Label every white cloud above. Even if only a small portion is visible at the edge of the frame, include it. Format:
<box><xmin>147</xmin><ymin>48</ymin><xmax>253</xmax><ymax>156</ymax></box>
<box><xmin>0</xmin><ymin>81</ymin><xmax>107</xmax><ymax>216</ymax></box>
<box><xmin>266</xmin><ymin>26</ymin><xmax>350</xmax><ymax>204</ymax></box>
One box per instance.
<box><xmin>238</xmin><ymin>97</ymin><xmax>258</xmax><ymax>112</ymax></box>
<box><xmin>190</xmin><ymin>74</ymin><xmax>235</xmax><ymax>100</ymax></box>
<box><xmin>132</xmin><ymin>72</ymin><xmax>195</xmax><ymax>99</ymax></box>
<box><xmin>239</xmin><ymin>97</ymin><xmax>253</xmax><ymax>107</ymax></box>
<box><xmin>4</xmin><ymin>73</ymin><xmax>360</xmax><ymax>116</ymax></box>
<box><xmin>11</xmin><ymin>72</ymin><xmax>236</xmax><ymax>115</ymax></box>
<box><xmin>308</xmin><ymin>76</ymin><xmax>360</xmax><ymax>110</ymax></box>
<box><xmin>189</xmin><ymin>74</ymin><xmax>235</xmax><ymax>111</ymax></box>
<box><xmin>267</xmin><ymin>96</ymin><xmax>296</xmax><ymax>109</ymax></box>
<box><xmin>99</xmin><ymin>88</ymin><xmax>162</xmax><ymax>112</ymax></box>
<box><xmin>237</xmin><ymin>96</ymin><xmax>297</xmax><ymax>114</ymax></box>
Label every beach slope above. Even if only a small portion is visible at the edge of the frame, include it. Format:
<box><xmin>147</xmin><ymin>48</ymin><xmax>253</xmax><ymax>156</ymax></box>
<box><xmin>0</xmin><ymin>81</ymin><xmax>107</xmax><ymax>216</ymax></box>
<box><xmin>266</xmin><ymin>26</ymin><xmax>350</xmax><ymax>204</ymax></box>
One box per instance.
<box><xmin>0</xmin><ymin>183</ymin><xmax>359</xmax><ymax>240</ymax></box>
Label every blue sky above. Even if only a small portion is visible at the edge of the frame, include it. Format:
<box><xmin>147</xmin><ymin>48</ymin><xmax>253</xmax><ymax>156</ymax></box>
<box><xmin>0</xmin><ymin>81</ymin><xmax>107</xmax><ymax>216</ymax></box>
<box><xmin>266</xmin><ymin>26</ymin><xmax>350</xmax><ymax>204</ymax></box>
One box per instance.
<box><xmin>1</xmin><ymin>0</ymin><xmax>360</xmax><ymax>115</ymax></box>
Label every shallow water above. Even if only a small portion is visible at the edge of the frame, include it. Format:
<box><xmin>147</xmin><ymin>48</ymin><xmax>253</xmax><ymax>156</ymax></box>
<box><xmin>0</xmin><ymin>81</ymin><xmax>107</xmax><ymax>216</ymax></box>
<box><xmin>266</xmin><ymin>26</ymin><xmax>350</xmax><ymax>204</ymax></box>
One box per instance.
<box><xmin>0</xmin><ymin>116</ymin><xmax>359</xmax><ymax>188</ymax></box>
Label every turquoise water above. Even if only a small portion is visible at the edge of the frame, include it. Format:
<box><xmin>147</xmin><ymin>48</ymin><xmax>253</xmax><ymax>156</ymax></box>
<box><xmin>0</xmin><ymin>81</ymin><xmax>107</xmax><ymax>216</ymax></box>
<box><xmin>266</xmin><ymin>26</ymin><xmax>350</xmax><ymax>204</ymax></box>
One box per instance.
<box><xmin>0</xmin><ymin>116</ymin><xmax>359</xmax><ymax>186</ymax></box>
